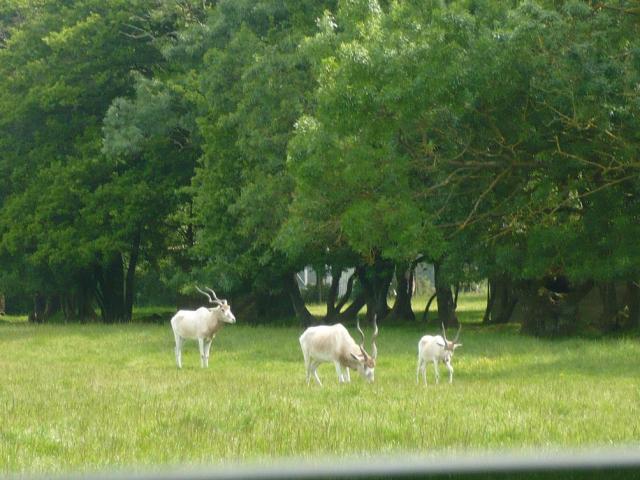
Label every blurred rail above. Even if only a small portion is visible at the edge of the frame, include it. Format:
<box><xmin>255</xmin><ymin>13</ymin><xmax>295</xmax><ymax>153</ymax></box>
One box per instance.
<box><xmin>13</xmin><ymin>448</ymin><xmax>637</xmax><ymax>480</ymax></box>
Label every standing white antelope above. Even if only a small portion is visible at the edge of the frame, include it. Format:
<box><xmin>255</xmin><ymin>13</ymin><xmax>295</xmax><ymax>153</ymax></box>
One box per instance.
<box><xmin>170</xmin><ymin>286</ymin><xmax>236</xmax><ymax>368</ymax></box>
<box><xmin>417</xmin><ymin>323</ymin><xmax>462</xmax><ymax>385</ymax></box>
<box><xmin>299</xmin><ymin>316</ymin><xmax>378</xmax><ymax>386</ymax></box>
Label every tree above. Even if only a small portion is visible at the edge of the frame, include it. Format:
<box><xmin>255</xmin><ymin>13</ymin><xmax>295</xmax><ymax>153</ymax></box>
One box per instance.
<box><xmin>283</xmin><ymin>1</ymin><xmax>463</xmax><ymax>322</ymax></box>
<box><xmin>189</xmin><ymin>0</ymin><xmax>336</xmax><ymax>324</ymax></box>
<box><xmin>413</xmin><ymin>1</ymin><xmax>640</xmax><ymax>333</ymax></box>
<box><xmin>0</xmin><ymin>0</ymin><xmax>192</xmax><ymax>321</ymax></box>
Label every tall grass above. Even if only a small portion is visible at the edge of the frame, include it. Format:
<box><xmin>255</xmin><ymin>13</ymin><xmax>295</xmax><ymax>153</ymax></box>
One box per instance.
<box><xmin>1</xmin><ymin>296</ymin><xmax>639</xmax><ymax>475</ymax></box>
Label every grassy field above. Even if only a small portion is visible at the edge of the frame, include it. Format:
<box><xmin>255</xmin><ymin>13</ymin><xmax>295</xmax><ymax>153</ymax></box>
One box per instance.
<box><xmin>1</xmin><ymin>295</ymin><xmax>639</xmax><ymax>476</ymax></box>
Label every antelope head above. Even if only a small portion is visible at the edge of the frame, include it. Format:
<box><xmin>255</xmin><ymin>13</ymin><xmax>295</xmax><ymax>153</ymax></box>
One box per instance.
<box><xmin>196</xmin><ymin>286</ymin><xmax>236</xmax><ymax>324</ymax></box>
<box><xmin>441</xmin><ymin>322</ymin><xmax>462</xmax><ymax>355</ymax></box>
<box><xmin>351</xmin><ymin>315</ymin><xmax>379</xmax><ymax>383</ymax></box>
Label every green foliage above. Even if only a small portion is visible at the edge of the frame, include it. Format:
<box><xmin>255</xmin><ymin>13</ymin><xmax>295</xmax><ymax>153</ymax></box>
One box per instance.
<box><xmin>1</xmin><ymin>0</ymin><xmax>640</xmax><ymax>331</ymax></box>
<box><xmin>485</xmin><ymin>0</ymin><xmax>640</xmax><ymax>283</ymax></box>
<box><xmin>190</xmin><ymin>0</ymin><xmax>336</xmax><ymax>297</ymax></box>
<box><xmin>0</xmin><ymin>0</ymin><xmax>196</xmax><ymax>319</ymax></box>
<box><xmin>282</xmin><ymin>0</ymin><xmax>444</xmax><ymax>265</ymax></box>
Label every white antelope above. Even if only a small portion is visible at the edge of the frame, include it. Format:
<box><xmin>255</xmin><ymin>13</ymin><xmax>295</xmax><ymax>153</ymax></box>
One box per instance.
<box><xmin>170</xmin><ymin>286</ymin><xmax>236</xmax><ymax>368</ymax></box>
<box><xmin>299</xmin><ymin>317</ymin><xmax>378</xmax><ymax>386</ymax></box>
<box><xmin>417</xmin><ymin>323</ymin><xmax>462</xmax><ymax>385</ymax></box>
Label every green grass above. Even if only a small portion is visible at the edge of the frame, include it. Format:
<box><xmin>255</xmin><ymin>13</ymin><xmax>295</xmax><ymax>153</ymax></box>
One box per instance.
<box><xmin>1</xmin><ymin>296</ymin><xmax>639</xmax><ymax>475</ymax></box>
<box><xmin>0</xmin><ymin>313</ymin><xmax>27</xmax><ymax>324</ymax></box>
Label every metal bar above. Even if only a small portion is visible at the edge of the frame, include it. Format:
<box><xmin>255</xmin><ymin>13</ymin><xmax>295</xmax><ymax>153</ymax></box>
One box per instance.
<box><xmin>26</xmin><ymin>449</ymin><xmax>640</xmax><ymax>480</ymax></box>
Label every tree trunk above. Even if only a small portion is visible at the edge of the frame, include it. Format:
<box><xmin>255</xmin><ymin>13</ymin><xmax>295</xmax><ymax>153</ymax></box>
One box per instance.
<box><xmin>44</xmin><ymin>294</ymin><xmax>60</xmax><ymax>319</ymax></box>
<box><xmin>325</xmin><ymin>266</ymin><xmax>342</xmax><ymax>320</ymax></box>
<box><xmin>503</xmin><ymin>277</ymin><xmax>637</xmax><ymax>337</ymax></box>
<box><xmin>325</xmin><ymin>267</ymin><xmax>365</xmax><ymax>322</ymax></box>
<box><xmin>483</xmin><ymin>275</ymin><xmax>518</xmax><ymax>325</ymax></box>
<box><xmin>62</xmin><ymin>294</ymin><xmax>77</xmax><ymax>321</ymax></box>
<box><xmin>435</xmin><ymin>284</ymin><xmax>456</xmax><ymax>327</ymax></box>
<box><xmin>389</xmin><ymin>262</ymin><xmax>415</xmax><ymax>321</ymax></box>
<box><xmin>627</xmin><ymin>281</ymin><xmax>640</xmax><ymax>330</ymax></box>
<box><xmin>599</xmin><ymin>281</ymin><xmax>620</xmax><ymax>330</ymax></box>
<box><xmin>336</xmin><ymin>291</ymin><xmax>366</xmax><ymax>322</ymax></box>
<box><xmin>517</xmin><ymin>279</ymin><xmax>592</xmax><ymax>336</ymax></box>
<box><xmin>124</xmin><ymin>231</ymin><xmax>141</xmax><ymax>322</ymax></box>
<box><xmin>517</xmin><ymin>280</ymin><xmax>554</xmax><ymax>335</ymax></box>
<box><xmin>482</xmin><ymin>281</ymin><xmax>495</xmax><ymax>324</ymax></box>
<box><xmin>29</xmin><ymin>292</ymin><xmax>47</xmax><ymax>323</ymax></box>
<box><xmin>453</xmin><ymin>282</ymin><xmax>460</xmax><ymax>309</ymax></box>
<box><xmin>78</xmin><ymin>279</ymin><xmax>96</xmax><ymax>321</ymax></box>
<box><xmin>285</xmin><ymin>273</ymin><xmax>315</xmax><ymax>327</ymax></box>
<box><xmin>434</xmin><ymin>262</ymin><xmax>458</xmax><ymax>328</ymax></box>
<box><xmin>0</xmin><ymin>294</ymin><xmax>5</xmax><ymax>315</ymax></box>
<box><xmin>422</xmin><ymin>292</ymin><xmax>437</xmax><ymax>323</ymax></box>
<box><xmin>96</xmin><ymin>255</ymin><xmax>126</xmax><ymax>323</ymax></box>
<box><xmin>64</xmin><ymin>277</ymin><xmax>96</xmax><ymax>321</ymax></box>
<box><xmin>316</xmin><ymin>266</ymin><xmax>324</xmax><ymax>304</ymax></box>
<box><xmin>28</xmin><ymin>293</ymin><xmax>61</xmax><ymax>323</ymax></box>
<box><xmin>335</xmin><ymin>271</ymin><xmax>356</xmax><ymax>313</ymax></box>
<box><xmin>358</xmin><ymin>258</ymin><xmax>393</xmax><ymax>322</ymax></box>
<box><xmin>324</xmin><ymin>268</ymin><xmax>364</xmax><ymax>322</ymax></box>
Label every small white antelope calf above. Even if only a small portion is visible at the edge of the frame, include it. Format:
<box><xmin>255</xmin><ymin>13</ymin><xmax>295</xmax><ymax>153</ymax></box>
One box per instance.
<box><xmin>417</xmin><ymin>323</ymin><xmax>462</xmax><ymax>385</ymax></box>
<box><xmin>170</xmin><ymin>286</ymin><xmax>236</xmax><ymax>368</ymax></box>
<box><xmin>299</xmin><ymin>317</ymin><xmax>378</xmax><ymax>386</ymax></box>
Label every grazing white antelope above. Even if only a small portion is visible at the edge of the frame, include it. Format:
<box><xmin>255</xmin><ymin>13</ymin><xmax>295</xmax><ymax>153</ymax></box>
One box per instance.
<box><xmin>417</xmin><ymin>323</ymin><xmax>462</xmax><ymax>385</ymax></box>
<box><xmin>170</xmin><ymin>286</ymin><xmax>236</xmax><ymax>368</ymax></box>
<box><xmin>299</xmin><ymin>317</ymin><xmax>378</xmax><ymax>386</ymax></box>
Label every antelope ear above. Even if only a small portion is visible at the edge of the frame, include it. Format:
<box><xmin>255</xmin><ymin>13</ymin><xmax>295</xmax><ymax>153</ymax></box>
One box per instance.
<box><xmin>350</xmin><ymin>353</ymin><xmax>362</xmax><ymax>362</ymax></box>
<box><xmin>453</xmin><ymin>343</ymin><xmax>462</xmax><ymax>350</ymax></box>
<box><xmin>436</xmin><ymin>338</ymin><xmax>446</xmax><ymax>348</ymax></box>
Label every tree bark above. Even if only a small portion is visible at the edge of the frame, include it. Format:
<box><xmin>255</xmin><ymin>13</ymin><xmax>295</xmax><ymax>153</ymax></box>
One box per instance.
<box><xmin>482</xmin><ymin>280</ymin><xmax>495</xmax><ymax>324</ymax></box>
<box><xmin>483</xmin><ymin>275</ymin><xmax>518</xmax><ymax>325</ymax></box>
<box><xmin>325</xmin><ymin>267</ymin><xmax>364</xmax><ymax>322</ymax></box>
<box><xmin>323</xmin><ymin>268</ymin><xmax>366</xmax><ymax>322</ymax></box>
<box><xmin>389</xmin><ymin>262</ymin><xmax>415</xmax><ymax>321</ymax></box>
<box><xmin>600</xmin><ymin>281</ymin><xmax>619</xmax><ymax>329</ymax></box>
<box><xmin>29</xmin><ymin>292</ymin><xmax>46</xmax><ymax>323</ymax></box>
<box><xmin>63</xmin><ymin>277</ymin><xmax>96</xmax><ymax>321</ymax></box>
<box><xmin>124</xmin><ymin>231</ymin><xmax>141</xmax><ymax>322</ymax></box>
<box><xmin>335</xmin><ymin>271</ymin><xmax>356</xmax><ymax>314</ymax></box>
<box><xmin>44</xmin><ymin>294</ymin><xmax>60</xmax><ymax>319</ymax></box>
<box><xmin>422</xmin><ymin>292</ymin><xmax>437</xmax><ymax>323</ymax></box>
<box><xmin>517</xmin><ymin>279</ymin><xmax>592</xmax><ymax>336</ymax></box>
<box><xmin>285</xmin><ymin>273</ymin><xmax>315</xmax><ymax>327</ymax></box>
<box><xmin>434</xmin><ymin>262</ymin><xmax>458</xmax><ymax>328</ymax></box>
<box><xmin>336</xmin><ymin>291</ymin><xmax>366</xmax><ymax>322</ymax></box>
<box><xmin>96</xmin><ymin>255</ymin><xmax>126</xmax><ymax>323</ymax></box>
<box><xmin>627</xmin><ymin>281</ymin><xmax>640</xmax><ymax>330</ymax></box>
<box><xmin>453</xmin><ymin>282</ymin><xmax>460</xmax><ymax>309</ymax></box>
<box><xmin>315</xmin><ymin>266</ymin><xmax>324</xmax><ymax>303</ymax></box>
<box><xmin>358</xmin><ymin>258</ymin><xmax>393</xmax><ymax>322</ymax></box>
<box><xmin>517</xmin><ymin>280</ymin><xmax>553</xmax><ymax>335</ymax></box>
<box><xmin>325</xmin><ymin>266</ymin><xmax>342</xmax><ymax>320</ymax></box>
<box><xmin>78</xmin><ymin>279</ymin><xmax>96</xmax><ymax>320</ymax></box>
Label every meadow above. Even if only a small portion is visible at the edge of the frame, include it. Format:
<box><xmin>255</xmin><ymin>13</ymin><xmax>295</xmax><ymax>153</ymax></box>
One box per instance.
<box><xmin>1</xmin><ymin>295</ymin><xmax>639</xmax><ymax>476</ymax></box>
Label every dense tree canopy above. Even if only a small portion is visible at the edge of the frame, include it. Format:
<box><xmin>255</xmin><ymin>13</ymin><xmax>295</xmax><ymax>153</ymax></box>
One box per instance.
<box><xmin>1</xmin><ymin>0</ymin><xmax>639</xmax><ymax>335</ymax></box>
<box><xmin>0</xmin><ymin>0</ymin><xmax>195</xmax><ymax>321</ymax></box>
